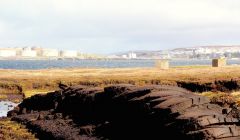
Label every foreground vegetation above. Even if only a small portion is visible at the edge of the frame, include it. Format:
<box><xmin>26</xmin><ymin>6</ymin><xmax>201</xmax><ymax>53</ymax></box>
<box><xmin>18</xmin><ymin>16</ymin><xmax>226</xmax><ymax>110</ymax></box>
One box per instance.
<box><xmin>0</xmin><ymin>119</ymin><xmax>36</xmax><ymax>140</ymax></box>
<box><xmin>0</xmin><ymin>66</ymin><xmax>240</xmax><ymax>99</ymax></box>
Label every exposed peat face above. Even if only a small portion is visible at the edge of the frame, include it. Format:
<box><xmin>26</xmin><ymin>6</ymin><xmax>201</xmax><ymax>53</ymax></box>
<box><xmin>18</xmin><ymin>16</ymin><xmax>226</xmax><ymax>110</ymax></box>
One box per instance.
<box><xmin>7</xmin><ymin>84</ymin><xmax>240</xmax><ymax>140</ymax></box>
<box><xmin>177</xmin><ymin>79</ymin><xmax>240</xmax><ymax>92</ymax></box>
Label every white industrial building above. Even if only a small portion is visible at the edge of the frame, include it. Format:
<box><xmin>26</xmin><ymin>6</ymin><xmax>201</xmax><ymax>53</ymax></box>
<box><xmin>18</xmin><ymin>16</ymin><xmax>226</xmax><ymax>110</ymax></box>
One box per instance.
<box><xmin>0</xmin><ymin>49</ymin><xmax>17</xmax><ymax>57</ymax></box>
<box><xmin>42</xmin><ymin>49</ymin><xmax>59</xmax><ymax>57</ymax></box>
<box><xmin>60</xmin><ymin>50</ymin><xmax>78</xmax><ymax>57</ymax></box>
<box><xmin>128</xmin><ymin>52</ymin><xmax>137</xmax><ymax>59</ymax></box>
<box><xmin>21</xmin><ymin>50</ymin><xmax>37</xmax><ymax>57</ymax></box>
<box><xmin>122</xmin><ymin>55</ymin><xmax>127</xmax><ymax>59</ymax></box>
<box><xmin>22</xmin><ymin>47</ymin><xmax>32</xmax><ymax>51</ymax></box>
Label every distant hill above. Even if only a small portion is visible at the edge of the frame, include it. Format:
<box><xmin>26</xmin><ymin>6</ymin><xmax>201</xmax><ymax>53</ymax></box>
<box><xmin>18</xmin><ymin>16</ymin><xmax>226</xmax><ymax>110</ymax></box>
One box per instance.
<box><xmin>109</xmin><ymin>45</ymin><xmax>240</xmax><ymax>59</ymax></box>
<box><xmin>173</xmin><ymin>45</ymin><xmax>240</xmax><ymax>51</ymax></box>
<box><xmin>110</xmin><ymin>50</ymin><xmax>168</xmax><ymax>59</ymax></box>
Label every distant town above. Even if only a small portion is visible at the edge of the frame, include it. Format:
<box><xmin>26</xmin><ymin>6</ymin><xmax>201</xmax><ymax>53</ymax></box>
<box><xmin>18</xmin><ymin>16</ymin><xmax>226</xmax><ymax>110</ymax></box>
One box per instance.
<box><xmin>1</xmin><ymin>45</ymin><xmax>240</xmax><ymax>60</ymax></box>
<box><xmin>109</xmin><ymin>46</ymin><xmax>240</xmax><ymax>60</ymax></box>
<box><xmin>0</xmin><ymin>47</ymin><xmax>102</xmax><ymax>60</ymax></box>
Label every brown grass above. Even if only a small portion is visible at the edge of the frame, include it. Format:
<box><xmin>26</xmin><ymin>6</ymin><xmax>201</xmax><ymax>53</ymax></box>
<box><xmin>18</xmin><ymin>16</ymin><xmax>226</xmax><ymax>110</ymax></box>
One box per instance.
<box><xmin>0</xmin><ymin>119</ymin><xmax>36</xmax><ymax>140</ymax></box>
<box><xmin>0</xmin><ymin>65</ymin><xmax>240</xmax><ymax>97</ymax></box>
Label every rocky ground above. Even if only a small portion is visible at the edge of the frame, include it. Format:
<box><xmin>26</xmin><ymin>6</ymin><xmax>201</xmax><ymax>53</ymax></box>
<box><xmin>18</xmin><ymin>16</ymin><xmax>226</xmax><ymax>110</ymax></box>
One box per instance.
<box><xmin>6</xmin><ymin>84</ymin><xmax>240</xmax><ymax>140</ymax></box>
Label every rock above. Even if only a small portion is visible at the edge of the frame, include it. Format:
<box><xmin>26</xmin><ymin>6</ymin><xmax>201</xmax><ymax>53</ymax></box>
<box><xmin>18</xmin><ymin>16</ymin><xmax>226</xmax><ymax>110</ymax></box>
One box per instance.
<box><xmin>37</xmin><ymin>114</ymin><xmax>44</xmax><ymax>120</ymax></box>
<box><xmin>79</xmin><ymin>125</ymin><xmax>96</xmax><ymax>136</ymax></box>
<box><xmin>9</xmin><ymin>84</ymin><xmax>240</xmax><ymax>140</ymax></box>
<box><xmin>54</xmin><ymin>113</ymin><xmax>62</xmax><ymax>119</ymax></box>
<box><xmin>21</xmin><ymin>108</ymin><xmax>26</xmax><ymax>114</ymax></box>
<box><xmin>46</xmin><ymin>115</ymin><xmax>54</xmax><ymax>120</ymax></box>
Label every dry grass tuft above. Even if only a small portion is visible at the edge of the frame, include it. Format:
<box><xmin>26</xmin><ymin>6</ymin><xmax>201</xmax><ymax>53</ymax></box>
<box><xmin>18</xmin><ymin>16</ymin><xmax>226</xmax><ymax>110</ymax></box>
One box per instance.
<box><xmin>0</xmin><ymin>119</ymin><xmax>37</xmax><ymax>140</ymax></box>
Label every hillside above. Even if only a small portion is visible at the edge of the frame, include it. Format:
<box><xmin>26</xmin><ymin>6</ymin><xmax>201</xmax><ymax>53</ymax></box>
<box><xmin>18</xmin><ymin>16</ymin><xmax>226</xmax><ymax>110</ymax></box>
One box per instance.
<box><xmin>110</xmin><ymin>45</ymin><xmax>240</xmax><ymax>59</ymax></box>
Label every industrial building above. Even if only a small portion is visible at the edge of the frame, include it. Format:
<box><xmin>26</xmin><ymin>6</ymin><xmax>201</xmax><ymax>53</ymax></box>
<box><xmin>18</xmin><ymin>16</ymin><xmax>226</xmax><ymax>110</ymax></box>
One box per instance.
<box><xmin>128</xmin><ymin>52</ymin><xmax>137</xmax><ymax>59</ymax></box>
<box><xmin>60</xmin><ymin>50</ymin><xmax>78</xmax><ymax>57</ymax></box>
<box><xmin>31</xmin><ymin>47</ymin><xmax>43</xmax><ymax>56</ymax></box>
<box><xmin>0</xmin><ymin>47</ymin><xmax>92</xmax><ymax>59</ymax></box>
<box><xmin>0</xmin><ymin>49</ymin><xmax>17</xmax><ymax>57</ymax></box>
<box><xmin>42</xmin><ymin>49</ymin><xmax>59</xmax><ymax>57</ymax></box>
<box><xmin>21</xmin><ymin>50</ymin><xmax>37</xmax><ymax>57</ymax></box>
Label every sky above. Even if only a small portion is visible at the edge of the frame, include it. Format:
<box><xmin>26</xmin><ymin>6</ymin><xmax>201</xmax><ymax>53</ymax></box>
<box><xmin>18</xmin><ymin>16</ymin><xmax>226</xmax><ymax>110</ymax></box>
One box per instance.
<box><xmin>0</xmin><ymin>0</ymin><xmax>240</xmax><ymax>54</ymax></box>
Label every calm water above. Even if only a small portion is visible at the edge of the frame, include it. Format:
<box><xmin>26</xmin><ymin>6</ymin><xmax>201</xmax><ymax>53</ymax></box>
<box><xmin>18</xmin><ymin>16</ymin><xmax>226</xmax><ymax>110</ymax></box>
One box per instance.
<box><xmin>0</xmin><ymin>59</ymin><xmax>238</xmax><ymax>69</ymax></box>
<box><xmin>0</xmin><ymin>101</ymin><xmax>17</xmax><ymax>117</ymax></box>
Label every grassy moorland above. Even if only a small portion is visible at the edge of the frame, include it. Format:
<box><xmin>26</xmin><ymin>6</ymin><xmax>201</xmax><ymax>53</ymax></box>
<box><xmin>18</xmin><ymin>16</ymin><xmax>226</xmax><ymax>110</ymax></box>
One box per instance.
<box><xmin>0</xmin><ymin>65</ymin><xmax>240</xmax><ymax>99</ymax></box>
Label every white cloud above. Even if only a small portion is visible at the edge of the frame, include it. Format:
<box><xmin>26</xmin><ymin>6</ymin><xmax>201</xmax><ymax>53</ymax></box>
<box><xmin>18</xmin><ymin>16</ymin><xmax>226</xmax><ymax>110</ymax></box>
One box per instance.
<box><xmin>0</xmin><ymin>21</ymin><xmax>6</xmax><ymax>33</ymax></box>
<box><xmin>0</xmin><ymin>0</ymin><xmax>239</xmax><ymax>53</ymax></box>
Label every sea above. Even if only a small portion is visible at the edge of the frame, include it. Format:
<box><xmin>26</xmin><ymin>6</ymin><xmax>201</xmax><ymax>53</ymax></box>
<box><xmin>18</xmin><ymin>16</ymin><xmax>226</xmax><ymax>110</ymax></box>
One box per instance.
<box><xmin>0</xmin><ymin>59</ymin><xmax>239</xmax><ymax>69</ymax></box>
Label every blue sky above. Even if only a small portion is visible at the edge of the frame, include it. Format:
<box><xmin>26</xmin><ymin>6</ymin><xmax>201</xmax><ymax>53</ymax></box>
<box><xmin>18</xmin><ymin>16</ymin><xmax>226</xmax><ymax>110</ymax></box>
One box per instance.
<box><xmin>0</xmin><ymin>0</ymin><xmax>240</xmax><ymax>54</ymax></box>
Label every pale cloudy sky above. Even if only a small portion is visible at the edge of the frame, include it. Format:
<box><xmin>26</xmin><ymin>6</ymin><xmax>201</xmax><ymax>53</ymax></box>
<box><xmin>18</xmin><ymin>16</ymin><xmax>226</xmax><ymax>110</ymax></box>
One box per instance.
<box><xmin>0</xmin><ymin>0</ymin><xmax>239</xmax><ymax>54</ymax></box>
